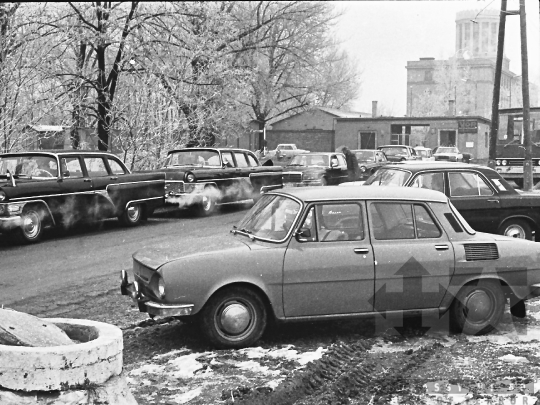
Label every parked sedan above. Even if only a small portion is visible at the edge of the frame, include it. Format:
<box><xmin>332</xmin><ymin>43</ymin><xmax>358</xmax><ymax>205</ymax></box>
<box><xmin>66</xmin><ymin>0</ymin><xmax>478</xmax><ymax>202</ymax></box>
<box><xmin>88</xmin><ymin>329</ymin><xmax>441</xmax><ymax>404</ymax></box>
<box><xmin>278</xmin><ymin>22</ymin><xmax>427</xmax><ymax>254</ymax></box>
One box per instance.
<box><xmin>433</xmin><ymin>146</ymin><xmax>464</xmax><ymax>162</ymax></box>
<box><xmin>364</xmin><ymin>162</ymin><xmax>540</xmax><ymax>240</ymax></box>
<box><xmin>377</xmin><ymin>145</ymin><xmax>421</xmax><ymax>162</ymax></box>
<box><xmin>351</xmin><ymin>149</ymin><xmax>389</xmax><ymax>179</ymax></box>
<box><xmin>121</xmin><ymin>186</ymin><xmax>540</xmax><ymax>348</ymax></box>
<box><xmin>161</xmin><ymin>148</ymin><xmax>283</xmax><ymax>216</ymax></box>
<box><xmin>0</xmin><ymin>151</ymin><xmax>165</xmax><ymax>243</ymax></box>
<box><xmin>282</xmin><ymin>152</ymin><xmax>349</xmax><ymax>186</ymax></box>
<box><xmin>414</xmin><ymin>146</ymin><xmax>435</xmax><ymax>161</ymax></box>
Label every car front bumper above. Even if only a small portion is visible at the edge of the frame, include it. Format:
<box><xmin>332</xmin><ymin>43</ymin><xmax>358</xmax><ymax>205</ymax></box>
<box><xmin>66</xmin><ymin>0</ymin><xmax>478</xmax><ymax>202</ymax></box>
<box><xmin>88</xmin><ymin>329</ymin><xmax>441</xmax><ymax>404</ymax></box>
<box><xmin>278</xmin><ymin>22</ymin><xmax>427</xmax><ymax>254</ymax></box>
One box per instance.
<box><xmin>120</xmin><ymin>270</ymin><xmax>194</xmax><ymax>317</ymax></box>
<box><xmin>0</xmin><ymin>215</ymin><xmax>22</xmax><ymax>232</ymax></box>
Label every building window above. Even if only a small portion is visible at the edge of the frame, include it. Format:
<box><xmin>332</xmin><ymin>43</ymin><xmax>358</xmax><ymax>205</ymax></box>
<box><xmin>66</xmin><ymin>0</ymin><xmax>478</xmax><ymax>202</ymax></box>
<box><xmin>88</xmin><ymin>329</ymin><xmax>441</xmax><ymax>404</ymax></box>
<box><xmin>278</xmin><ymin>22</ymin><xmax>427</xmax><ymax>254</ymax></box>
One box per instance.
<box><xmin>390</xmin><ymin>134</ymin><xmax>409</xmax><ymax>145</ymax></box>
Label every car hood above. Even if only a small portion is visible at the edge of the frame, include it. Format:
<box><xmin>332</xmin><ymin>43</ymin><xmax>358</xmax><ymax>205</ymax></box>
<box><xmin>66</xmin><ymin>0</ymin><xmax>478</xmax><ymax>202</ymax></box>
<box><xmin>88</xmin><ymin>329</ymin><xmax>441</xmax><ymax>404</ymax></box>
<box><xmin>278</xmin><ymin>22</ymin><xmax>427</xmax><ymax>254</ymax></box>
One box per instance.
<box><xmin>133</xmin><ymin>234</ymin><xmax>253</xmax><ymax>270</ymax></box>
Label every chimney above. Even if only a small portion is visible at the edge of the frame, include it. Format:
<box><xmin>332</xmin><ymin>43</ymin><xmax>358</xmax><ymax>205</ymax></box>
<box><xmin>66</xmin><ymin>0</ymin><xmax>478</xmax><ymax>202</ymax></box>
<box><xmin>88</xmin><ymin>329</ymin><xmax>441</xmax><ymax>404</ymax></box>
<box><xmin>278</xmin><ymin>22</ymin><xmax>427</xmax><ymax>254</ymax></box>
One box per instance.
<box><xmin>372</xmin><ymin>101</ymin><xmax>378</xmax><ymax>117</ymax></box>
<box><xmin>448</xmin><ymin>100</ymin><xmax>455</xmax><ymax>116</ymax></box>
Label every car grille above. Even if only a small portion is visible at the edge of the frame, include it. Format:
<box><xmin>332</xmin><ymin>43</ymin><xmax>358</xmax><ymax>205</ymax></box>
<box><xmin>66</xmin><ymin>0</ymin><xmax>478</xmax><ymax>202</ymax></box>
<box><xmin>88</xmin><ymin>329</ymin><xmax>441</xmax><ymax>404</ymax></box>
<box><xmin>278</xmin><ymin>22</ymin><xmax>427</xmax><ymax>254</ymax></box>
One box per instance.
<box><xmin>436</xmin><ymin>156</ymin><xmax>449</xmax><ymax>160</ymax></box>
<box><xmin>283</xmin><ymin>172</ymin><xmax>302</xmax><ymax>183</ymax></box>
<box><xmin>165</xmin><ymin>180</ymin><xmax>185</xmax><ymax>194</ymax></box>
<box><xmin>464</xmin><ymin>243</ymin><xmax>499</xmax><ymax>261</ymax></box>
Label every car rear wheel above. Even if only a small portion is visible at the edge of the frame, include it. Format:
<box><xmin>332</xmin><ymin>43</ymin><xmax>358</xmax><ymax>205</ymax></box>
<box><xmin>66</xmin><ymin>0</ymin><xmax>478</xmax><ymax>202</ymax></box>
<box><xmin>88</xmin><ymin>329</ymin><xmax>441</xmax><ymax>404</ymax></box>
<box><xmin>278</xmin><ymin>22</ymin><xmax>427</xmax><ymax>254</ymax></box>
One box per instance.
<box><xmin>15</xmin><ymin>206</ymin><xmax>44</xmax><ymax>244</ymax></box>
<box><xmin>499</xmin><ymin>219</ymin><xmax>532</xmax><ymax>240</ymax></box>
<box><xmin>450</xmin><ymin>280</ymin><xmax>505</xmax><ymax>335</ymax></box>
<box><xmin>200</xmin><ymin>287</ymin><xmax>267</xmax><ymax>349</ymax></box>
<box><xmin>119</xmin><ymin>203</ymin><xmax>142</xmax><ymax>226</ymax></box>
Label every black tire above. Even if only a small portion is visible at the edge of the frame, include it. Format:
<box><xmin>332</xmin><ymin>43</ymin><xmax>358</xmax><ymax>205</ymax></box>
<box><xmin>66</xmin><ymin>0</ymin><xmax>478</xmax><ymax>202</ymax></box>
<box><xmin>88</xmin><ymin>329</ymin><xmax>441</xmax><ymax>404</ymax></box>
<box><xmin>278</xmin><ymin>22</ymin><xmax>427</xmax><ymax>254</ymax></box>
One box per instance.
<box><xmin>498</xmin><ymin>219</ymin><xmax>532</xmax><ymax>240</ymax></box>
<box><xmin>450</xmin><ymin>279</ymin><xmax>505</xmax><ymax>335</ymax></box>
<box><xmin>15</xmin><ymin>206</ymin><xmax>44</xmax><ymax>244</ymax></box>
<box><xmin>119</xmin><ymin>203</ymin><xmax>142</xmax><ymax>226</ymax></box>
<box><xmin>197</xmin><ymin>186</ymin><xmax>218</xmax><ymax>216</ymax></box>
<box><xmin>199</xmin><ymin>287</ymin><xmax>267</xmax><ymax>349</ymax></box>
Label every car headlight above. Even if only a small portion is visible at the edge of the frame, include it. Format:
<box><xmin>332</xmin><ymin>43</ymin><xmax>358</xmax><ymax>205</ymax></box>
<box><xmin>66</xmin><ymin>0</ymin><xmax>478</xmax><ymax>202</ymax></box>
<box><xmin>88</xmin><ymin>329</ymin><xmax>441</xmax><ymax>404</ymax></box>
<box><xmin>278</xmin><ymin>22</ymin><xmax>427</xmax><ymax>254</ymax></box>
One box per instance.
<box><xmin>502</xmin><ymin>160</ymin><xmax>508</xmax><ymax>166</ymax></box>
<box><xmin>185</xmin><ymin>172</ymin><xmax>196</xmax><ymax>183</ymax></box>
<box><xmin>496</xmin><ymin>160</ymin><xmax>501</xmax><ymax>166</ymax></box>
<box><xmin>150</xmin><ymin>274</ymin><xmax>166</xmax><ymax>299</ymax></box>
<box><xmin>360</xmin><ymin>166</ymin><xmax>366</xmax><ymax>172</ymax></box>
<box><xmin>0</xmin><ymin>190</ymin><xmax>5</xmax><ymax>202</ymax></box>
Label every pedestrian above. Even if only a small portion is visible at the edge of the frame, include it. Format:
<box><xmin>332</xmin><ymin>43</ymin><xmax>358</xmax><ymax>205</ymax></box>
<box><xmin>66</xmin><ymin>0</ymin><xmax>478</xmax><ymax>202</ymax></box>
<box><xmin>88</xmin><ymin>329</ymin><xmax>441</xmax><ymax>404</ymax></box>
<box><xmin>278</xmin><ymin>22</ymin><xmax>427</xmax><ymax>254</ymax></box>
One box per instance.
<box><xmin>341</xmin><ymin>146</ymin><xmax>359</xmax><ymax>181</ymax></box>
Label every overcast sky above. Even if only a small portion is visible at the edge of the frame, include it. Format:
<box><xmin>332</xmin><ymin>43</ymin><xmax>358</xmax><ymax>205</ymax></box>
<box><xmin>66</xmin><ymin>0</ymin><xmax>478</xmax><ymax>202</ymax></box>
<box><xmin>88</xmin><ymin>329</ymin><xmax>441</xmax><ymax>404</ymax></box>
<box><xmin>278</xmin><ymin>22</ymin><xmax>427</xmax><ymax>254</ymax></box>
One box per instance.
<box><xmin>334</xmin><ymin>0</ymin><xmax>540</xmax><ymax>116</ymax></box>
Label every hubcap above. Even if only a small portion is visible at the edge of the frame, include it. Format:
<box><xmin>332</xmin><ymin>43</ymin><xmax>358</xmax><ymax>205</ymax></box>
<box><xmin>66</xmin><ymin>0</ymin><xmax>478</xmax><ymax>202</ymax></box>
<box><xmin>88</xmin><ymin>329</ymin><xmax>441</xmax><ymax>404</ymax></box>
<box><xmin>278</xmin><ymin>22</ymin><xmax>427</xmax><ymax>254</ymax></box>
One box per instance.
<box><xmin>464</xmin><ymin>290</ymin><xmax>492</xmax><ymax>323</ymax></box>
<box><xmin>505</xmin><ymin>224</ymin><xmax>525</xmax><ymax>239</ymax></box>
<box><xmin>202</xmin><ymin>196</ymin><xmax>212</xmax><ymax>211</ymax></box>
<box><xmin>220</xmin><ymin>302</ymin><xmax>251</xmax><ymax>335</ymax></box>
<box><xmin>22</xmin><ymin>211</ymin><xmax>40</xmax><ymax>239</ymax></box>
<box><xmin>127</xmin><ymin>205</ymin><xmax>140</xmax><ymax>222</ymax></box>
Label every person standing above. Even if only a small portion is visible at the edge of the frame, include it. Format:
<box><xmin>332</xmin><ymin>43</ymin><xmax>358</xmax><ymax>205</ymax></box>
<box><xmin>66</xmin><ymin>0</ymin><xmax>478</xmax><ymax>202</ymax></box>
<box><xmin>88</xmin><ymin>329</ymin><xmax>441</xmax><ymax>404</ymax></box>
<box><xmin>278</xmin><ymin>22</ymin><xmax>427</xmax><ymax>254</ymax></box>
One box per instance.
<box><xmin>341</xmin><ymin>146</ymin><xmax>359</xmax><ymax>181</ymax></box>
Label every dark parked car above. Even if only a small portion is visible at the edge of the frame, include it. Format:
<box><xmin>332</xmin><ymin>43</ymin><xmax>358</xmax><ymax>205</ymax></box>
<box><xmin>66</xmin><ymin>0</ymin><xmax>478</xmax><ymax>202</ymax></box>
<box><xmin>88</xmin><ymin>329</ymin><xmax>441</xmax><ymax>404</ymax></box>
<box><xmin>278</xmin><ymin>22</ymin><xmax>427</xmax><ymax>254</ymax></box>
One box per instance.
<box><xmin>351</xmin><ymin>149</ymin><xmax>389</xmax><ymax>179</ymax></box>
<box><xmin>161</xmin><ymin>148</ymin><xmax>283</xmax><ymax>215</ymax></box>
<box><xmin>0</xmin><ymin>151</ymin><xmax>165</xmax><ymax>243</ymax></box>
<box><xmin>121</xmin><ymin>186</ymin><xmax>540</xmax><ymax>348</ymax></box>
<box><xmin>378</xmin><ymin>145</ymin><xmax>421</xmax><ymax>162</ymax></box>
<box><xmin>363</xmin><ymin>162</ymin><xmax>540</xmax><ymax>240</ymax></box>
<box><xmin>282</xmin><ymin>152</ymin><xmax>349</xmax><ymax>186</ymax></box>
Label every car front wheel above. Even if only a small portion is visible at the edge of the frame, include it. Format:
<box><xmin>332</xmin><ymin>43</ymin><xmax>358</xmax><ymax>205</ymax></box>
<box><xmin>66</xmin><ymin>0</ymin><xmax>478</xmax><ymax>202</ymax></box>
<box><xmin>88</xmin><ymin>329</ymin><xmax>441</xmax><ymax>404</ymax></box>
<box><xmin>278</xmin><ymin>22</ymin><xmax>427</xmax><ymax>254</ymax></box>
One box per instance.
<box><xmin>499</xmin><ymin>219</ymin><xmax>533</xmax><ymax>240</ymax></box>
<box><xmin>200</xmin><ymin>287</ymin><xmax>267</xmax><ymax>349</ymax></box>
<box><xmin>15</xmin><ymin>207</ymin><xmax>44</xmax><ymax>244</ymax></box>
<box><xmin>450</xmin><ymin>280</ymin><xmax>505</xmax><ymax>335</ymax></box>
<box><xmin>119</xmin><ymin>203</ymin><xmax>142</xmax><ymax>226</ymax></box>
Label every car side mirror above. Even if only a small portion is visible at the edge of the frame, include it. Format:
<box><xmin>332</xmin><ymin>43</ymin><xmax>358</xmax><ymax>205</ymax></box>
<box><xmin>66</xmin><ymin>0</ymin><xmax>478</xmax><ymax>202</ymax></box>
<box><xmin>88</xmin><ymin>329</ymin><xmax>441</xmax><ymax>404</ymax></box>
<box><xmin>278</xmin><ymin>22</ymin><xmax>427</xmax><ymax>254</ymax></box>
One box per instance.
<box><xmin>295</xmin><ymin>228</ymin><xmax>311</xmax><ymax>242</ymax></box>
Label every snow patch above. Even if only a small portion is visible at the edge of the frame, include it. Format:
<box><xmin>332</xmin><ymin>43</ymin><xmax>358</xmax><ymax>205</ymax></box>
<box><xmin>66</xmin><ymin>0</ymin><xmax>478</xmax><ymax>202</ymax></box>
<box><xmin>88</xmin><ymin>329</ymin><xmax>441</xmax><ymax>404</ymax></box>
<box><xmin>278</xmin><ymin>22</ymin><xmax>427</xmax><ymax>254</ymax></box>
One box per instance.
<box><xmin>167</xmin><ymin>353</ymin><xmax>206</xmax><ymax>378</ymax></box>
<box><xmin>168</xmin><ymin>387</ymin><xmax>203</xmax><ymax>404</ymax></box>
<box><xmin>129</xmin><ymin>363</ymin><xmax>165</xmax><ymax>376</ymax></box>
<box><xmin>498</xmin><ymin>354</ymin><xmax>530</xmax><ymax>363</ymax></box>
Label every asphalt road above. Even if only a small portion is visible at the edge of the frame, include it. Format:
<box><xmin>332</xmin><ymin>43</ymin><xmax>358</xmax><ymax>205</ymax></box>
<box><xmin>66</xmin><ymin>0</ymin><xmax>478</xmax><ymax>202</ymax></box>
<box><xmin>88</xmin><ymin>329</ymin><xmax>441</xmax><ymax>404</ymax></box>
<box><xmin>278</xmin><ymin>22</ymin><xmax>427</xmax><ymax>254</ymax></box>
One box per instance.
<box><xmin>0</xmin><ymin>205</ymin><xmax>248</xmax><ymax>306</ymax></box>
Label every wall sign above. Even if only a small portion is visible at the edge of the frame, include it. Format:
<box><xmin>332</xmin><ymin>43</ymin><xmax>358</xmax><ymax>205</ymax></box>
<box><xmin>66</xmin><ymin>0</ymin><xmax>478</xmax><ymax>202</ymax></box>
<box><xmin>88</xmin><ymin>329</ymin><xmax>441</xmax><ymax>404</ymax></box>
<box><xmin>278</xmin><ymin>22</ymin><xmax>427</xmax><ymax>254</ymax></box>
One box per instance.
<box><xmin>458</xmin><ymin>120</ymin><xmax>478</xmax><ymax>133</ymax></box>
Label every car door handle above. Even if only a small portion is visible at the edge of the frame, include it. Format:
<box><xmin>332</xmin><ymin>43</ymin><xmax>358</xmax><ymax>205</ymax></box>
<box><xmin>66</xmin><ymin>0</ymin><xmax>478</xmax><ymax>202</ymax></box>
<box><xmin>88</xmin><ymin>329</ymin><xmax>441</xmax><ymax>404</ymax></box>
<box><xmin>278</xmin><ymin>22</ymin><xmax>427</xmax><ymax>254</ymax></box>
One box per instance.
<box><xmin>83</xmin><ymin>178</ymin><xmax>92</xmax><ymax>182</ymax></box>
<box><xmin>435</xmin><ymin>244</ymin><xmax>449</xmax><ymax>250</ymax></box>
<box><xmin>110</xmin><ymin>176</ymin><xmax>118</xmax><ymax>180</ymax></box>
<box><xmin>354</xmin><ymin>248</ymin><xmax>369</xmax><ymax>254</ymax></box>
<box><xmin>487</xmin><ymin>199</ymin><xmax>499</xmax><ymax>203</ymax></box>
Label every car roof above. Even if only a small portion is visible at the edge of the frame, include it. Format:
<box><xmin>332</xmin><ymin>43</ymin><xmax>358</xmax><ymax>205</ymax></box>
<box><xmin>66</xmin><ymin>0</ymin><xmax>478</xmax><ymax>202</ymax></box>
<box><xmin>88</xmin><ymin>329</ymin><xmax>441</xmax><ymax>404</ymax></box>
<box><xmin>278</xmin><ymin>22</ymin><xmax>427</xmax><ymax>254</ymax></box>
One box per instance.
<box><xmin>380</xmin><ymin>161</ymin><xmax>490</xmax><ymax>171</ymax></box>
<box><xmin>378</xmin><ymin>145</ymin><xmax>411</xmax><ymax>148</ymax></box>
<box><xmin>351</xmin><ymin>149</ymin><xmax>378</xmax><ymax>152</ymax></box>
<box><xmin>295</xmin><ymin>152</ymin><xmax>343</xmax><ymax>156</ymax></box>
<box><xmin>273</xmin><ymin>185</ymin><xmax>447</xmax><ymax>203</ymax></box>
<box><xmin>167</xmin><ymin>147</ymin><xmax>253</xmax><ymax>154</ymax></box>
<box><xmin>0</xmin><ymin>150</ymin><xmax>116</xmax><ymax>157</ymax></box>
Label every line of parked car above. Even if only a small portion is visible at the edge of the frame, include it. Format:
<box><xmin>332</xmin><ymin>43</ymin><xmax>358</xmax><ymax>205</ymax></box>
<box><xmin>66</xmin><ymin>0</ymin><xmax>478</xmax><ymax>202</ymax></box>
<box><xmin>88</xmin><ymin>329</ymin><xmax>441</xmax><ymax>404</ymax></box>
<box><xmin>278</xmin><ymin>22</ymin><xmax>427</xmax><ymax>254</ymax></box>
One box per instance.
<box><xmin>0</xmin><ymin>144</ymin><xmax>512</xmax><ymax>246</ymax></box>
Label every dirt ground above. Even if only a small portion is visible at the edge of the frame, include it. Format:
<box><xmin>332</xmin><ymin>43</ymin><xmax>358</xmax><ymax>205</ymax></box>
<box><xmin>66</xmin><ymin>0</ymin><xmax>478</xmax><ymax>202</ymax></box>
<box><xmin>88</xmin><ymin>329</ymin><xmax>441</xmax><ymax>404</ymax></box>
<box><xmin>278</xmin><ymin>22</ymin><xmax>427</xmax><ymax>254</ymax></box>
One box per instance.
<box><xmin>9</xmin><ymin>272</ymin><xmax>540</xmax><ymax>405</ymax></box>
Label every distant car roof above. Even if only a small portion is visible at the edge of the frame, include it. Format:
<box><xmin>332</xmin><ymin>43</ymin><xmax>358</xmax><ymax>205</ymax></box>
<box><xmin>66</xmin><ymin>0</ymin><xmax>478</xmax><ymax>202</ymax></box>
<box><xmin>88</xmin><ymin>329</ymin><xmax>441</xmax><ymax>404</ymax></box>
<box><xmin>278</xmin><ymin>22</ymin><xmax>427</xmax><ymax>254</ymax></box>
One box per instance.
<box><xmin>273</xmin><ymin>185</ymin><xmax>447</xmax><ymax>203</ymax></box>
<box><xmin>0</xmin><ymin>150</ymin><xmax>117</xmax><ymax>157</ymax></box>
<box><xmin>351</xmin><ymin>149</ymin><xmax>378</xmax><ymax>152</ymax></box>
<box><xmin>294</xmin><ymin>152</ymin><xmax>344</xmax><ymax>156</ymax></box>
<box><xmin>413</xmin><ymin>146</ymin><xmax>431</xmax><ymax>150</ymax></box>
<box><xmin>378</xmin><ymin>145</ymin><xmax>411</xmax><ymax>148</ymax></box>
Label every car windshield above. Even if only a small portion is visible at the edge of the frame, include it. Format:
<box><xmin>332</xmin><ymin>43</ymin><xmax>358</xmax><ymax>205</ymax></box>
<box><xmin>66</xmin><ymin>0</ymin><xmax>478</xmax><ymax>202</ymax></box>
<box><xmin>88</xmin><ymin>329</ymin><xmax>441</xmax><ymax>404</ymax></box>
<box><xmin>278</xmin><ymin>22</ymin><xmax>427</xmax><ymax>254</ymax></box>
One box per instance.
<box><xmin>166</xmin><ymin>150</ymin><xmax>221</xmax><ymax>167</ymax></box>
<box><xmin>417</xmin><ymin>150</ymin><xmax>429</xmax><ymax>157</ymax></box>
<box><xmin>355</xmin><ymin>151</ymin><xmax>375</xmax><ymax>162</ymax></box>
<box><xmin>288</xmin><ymin>154</ymin><xmax>329</xmax><ymax>167</ymax></box>
<box><xmin>380</xmin><ymin>147</ymin><xmax>407</xmax><ymax>156</ymax></box>
<box><xmin>437</xmin><ymin>147</ymin><xmax>458</xmax><ymax>154</ymax></box>
<box><xmin>0</xmin><ymin>155</ymin><xmax>58</xmax><ymax>179</ymax></box>
<box><xmin>364</xmin><ymin>168</ymin><xmax>411</xmax><ymax>186</ymax></box>
<box><xmin>235</xmin><ymin>194</ymin><xmax>301</xmax><ymax>242</ymax></box>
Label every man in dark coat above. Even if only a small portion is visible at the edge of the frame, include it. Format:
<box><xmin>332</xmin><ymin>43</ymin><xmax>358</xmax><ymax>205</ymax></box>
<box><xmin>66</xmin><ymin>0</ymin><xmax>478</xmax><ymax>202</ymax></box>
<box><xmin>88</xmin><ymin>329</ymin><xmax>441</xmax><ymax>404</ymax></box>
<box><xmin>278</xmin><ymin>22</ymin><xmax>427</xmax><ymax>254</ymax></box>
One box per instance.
<box><xmin>341</xmin><ymin>146</ymin><xmax>359</xmax><ymax>181</ymax></box>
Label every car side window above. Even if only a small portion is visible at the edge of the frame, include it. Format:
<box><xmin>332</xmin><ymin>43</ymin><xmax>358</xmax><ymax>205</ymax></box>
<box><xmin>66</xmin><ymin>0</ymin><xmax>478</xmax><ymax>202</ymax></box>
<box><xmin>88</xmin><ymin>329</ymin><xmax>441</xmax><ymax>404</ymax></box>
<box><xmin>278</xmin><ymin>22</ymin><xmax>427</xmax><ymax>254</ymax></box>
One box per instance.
<box><xmin>84</xmin><ymin>157</ymin><xmax>108</xmax><ymax>177</ymax></box>
<box><xmin>108</xmin><ymin>158</ymin><xmax>127</xmax><ymax>175</ymax></box>
<box><xmin>414</xmin><ymin>204</ymin><xmax>442</xmax><ymax>238</ymax></box>
<box><xmin>449</xmin><ymin>172</ymin><xmax>493</xmax><ymax>197</ymax></box>
<box><xmin>221</xmin><ymin>152</ymin><xmax>235</xmax><ymax>168</ymax></box>
<box><xmin>234</xmin><ymin>152</ymin><xmax>249</xmax><ymax>168</ymax></box>
<box><xmin>411</xmin><ymin>172</ymin><xmax>445</xmax><ymax>193</ymax></box>
<box><xmin>317</xmin><ymin>203</ymin><xmax>364</xmax><ymax>242</ymax></box>
<box><xmin>370</xmin><ymin>203</ymin><xmax>415</xmax><ymax>240</ymax></box>
<box><xmin>60</xmin><ymin>157</ymin><xmax>84</xmax><ymax>178</ymax></box>
<box><xmin>247</xmin><ymin>154</ymin><xmax>258</xmax><ymax>166</ymax></box>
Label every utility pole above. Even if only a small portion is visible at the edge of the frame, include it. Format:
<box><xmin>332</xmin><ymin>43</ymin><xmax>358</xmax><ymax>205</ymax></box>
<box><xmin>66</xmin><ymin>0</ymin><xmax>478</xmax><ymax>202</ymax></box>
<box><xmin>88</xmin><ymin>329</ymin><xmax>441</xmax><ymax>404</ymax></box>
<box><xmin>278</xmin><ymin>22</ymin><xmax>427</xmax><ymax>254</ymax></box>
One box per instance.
<box><xmin>519</xmin><ymin>0</ymin><xmax>533</xmax><ymax>191</ymax></box>
<box><xmin>488</xmin><ymin>0</ymin><xmax>507</xmax><ymax>169</ymax></box>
